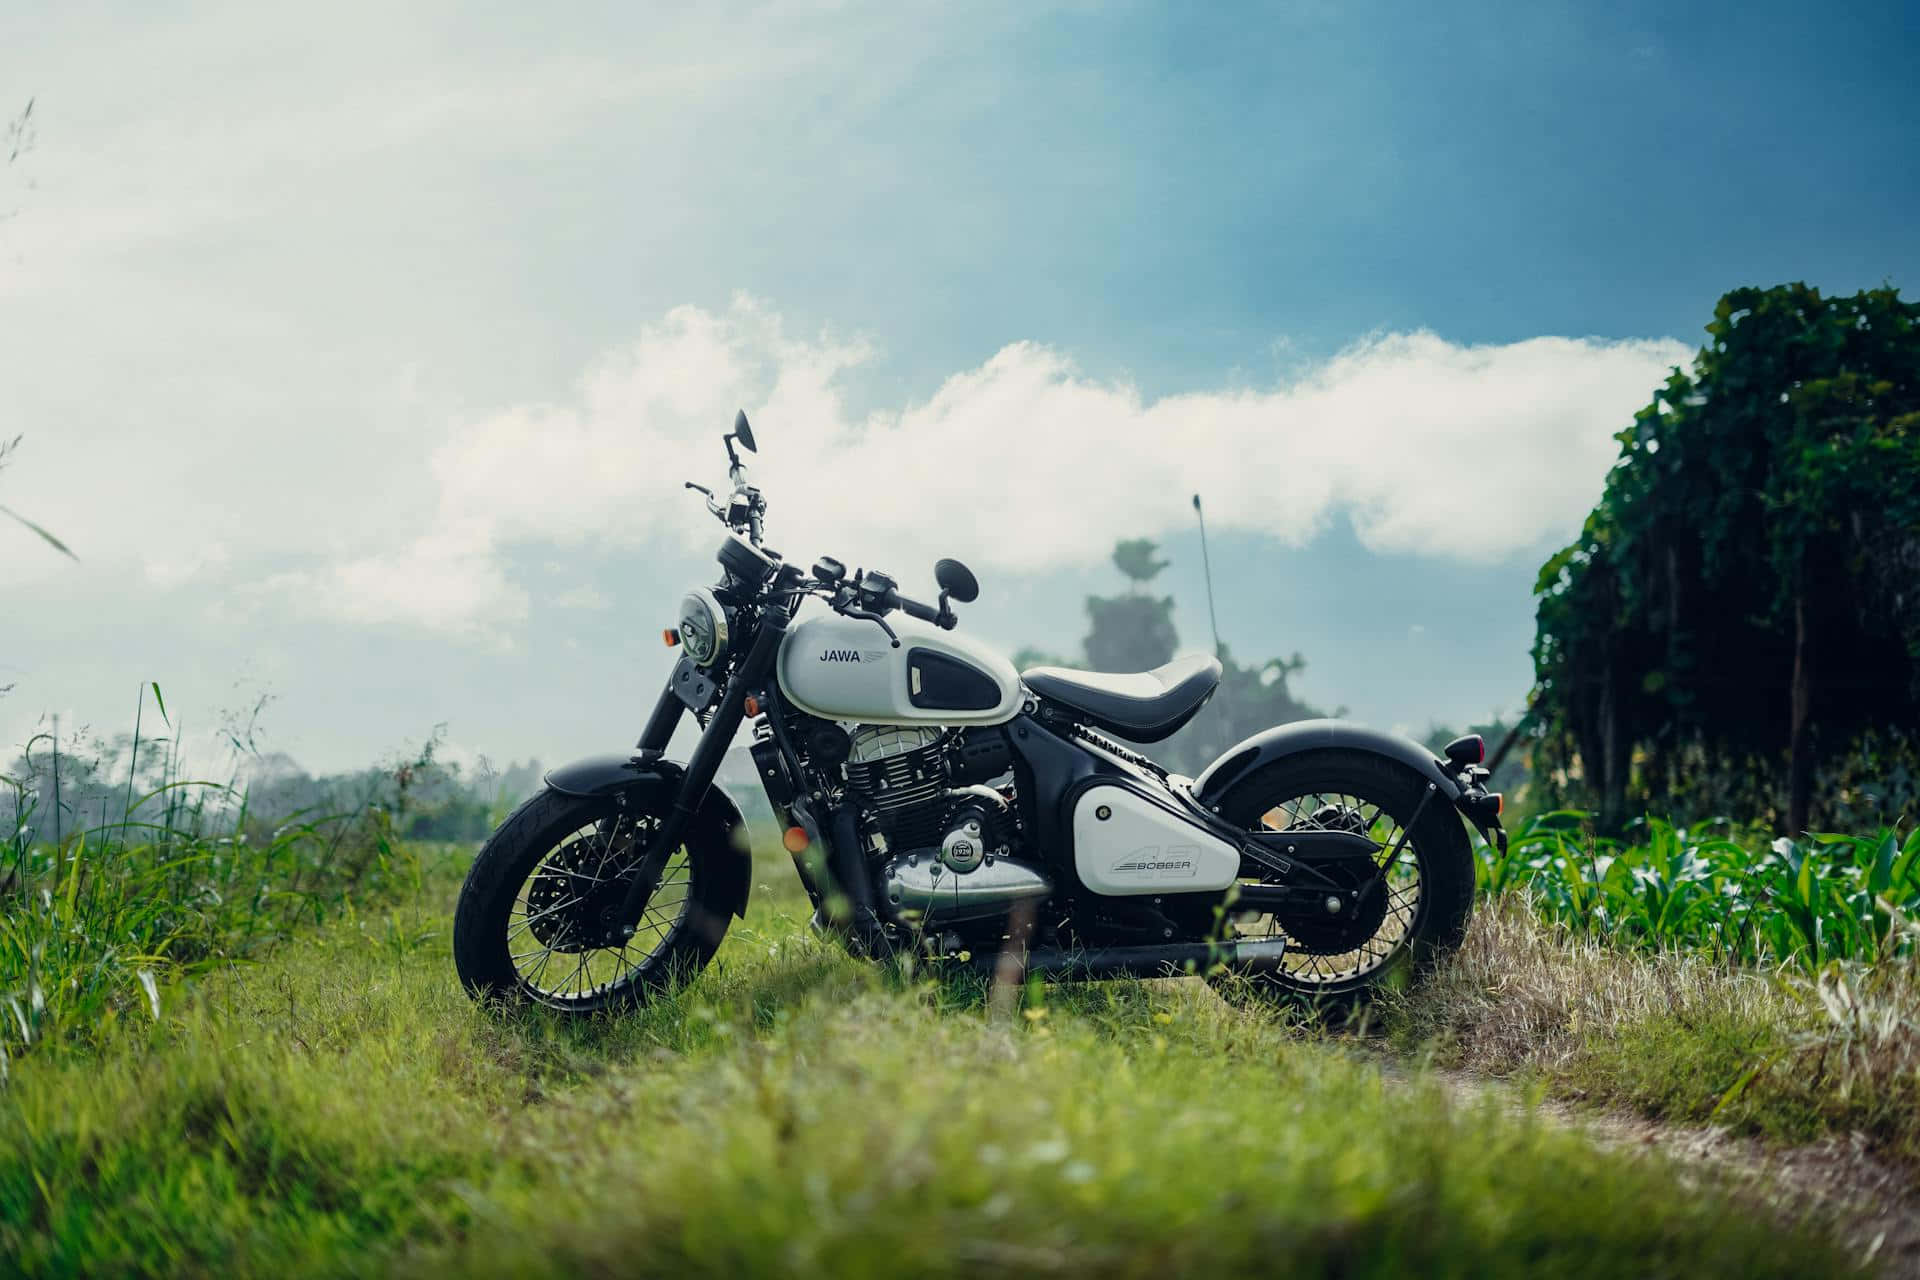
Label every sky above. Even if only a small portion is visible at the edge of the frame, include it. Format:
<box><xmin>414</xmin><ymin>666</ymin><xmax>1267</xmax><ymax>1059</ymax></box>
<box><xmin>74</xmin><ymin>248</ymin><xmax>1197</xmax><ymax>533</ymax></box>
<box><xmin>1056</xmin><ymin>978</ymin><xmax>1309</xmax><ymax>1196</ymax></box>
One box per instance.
<box><xmin>2</xmin><ymin>0</ymin><xmax>1916</xmax><ymax>775</ymax></box>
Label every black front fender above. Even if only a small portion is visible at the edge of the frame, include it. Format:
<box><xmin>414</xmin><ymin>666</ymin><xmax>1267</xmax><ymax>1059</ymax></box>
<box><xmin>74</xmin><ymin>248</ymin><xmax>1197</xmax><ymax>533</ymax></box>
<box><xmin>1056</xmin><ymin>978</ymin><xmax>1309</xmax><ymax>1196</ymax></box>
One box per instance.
<box><xmin>1191</xmin><ymin>719</ymin><xmax>1464</xmax><ymax>809</ymax></box>
<box><xmin>543</xmin><ymin>754</ymin><xmax>753</xmax><ymax>919</ymax></box>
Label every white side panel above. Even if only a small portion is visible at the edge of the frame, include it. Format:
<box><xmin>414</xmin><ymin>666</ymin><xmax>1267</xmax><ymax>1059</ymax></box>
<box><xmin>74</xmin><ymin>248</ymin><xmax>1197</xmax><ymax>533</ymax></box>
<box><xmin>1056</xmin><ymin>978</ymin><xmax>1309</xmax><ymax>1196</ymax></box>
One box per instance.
<box><xmin>777</xmin><ymin>604</ymin><xmax>1022</xmax><ymax>725</ymax></box>
<box><xmin>1072</xmin><ymin>783</ymin><xmax>1241</xmax><ymax>896</ymax></box>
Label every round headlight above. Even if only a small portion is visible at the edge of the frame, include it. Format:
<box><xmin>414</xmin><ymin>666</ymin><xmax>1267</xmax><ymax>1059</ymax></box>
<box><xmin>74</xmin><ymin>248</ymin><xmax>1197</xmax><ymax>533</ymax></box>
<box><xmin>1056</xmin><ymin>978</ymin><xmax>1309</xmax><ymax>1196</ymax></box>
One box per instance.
<box><xmin>678</xmin><ymin>588</ymin><xmax>729</xmax><ymax>667</ymax></box>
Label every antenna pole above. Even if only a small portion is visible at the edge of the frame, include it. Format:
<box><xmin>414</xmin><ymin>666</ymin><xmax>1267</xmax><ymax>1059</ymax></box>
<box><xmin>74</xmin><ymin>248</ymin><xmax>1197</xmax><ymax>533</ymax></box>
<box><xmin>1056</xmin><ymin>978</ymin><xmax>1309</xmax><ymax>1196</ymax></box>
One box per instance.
<box><xmin>1192</xmin><ymin>494</ymin><xmax>1222</xmax><ymax>659</ymax></box>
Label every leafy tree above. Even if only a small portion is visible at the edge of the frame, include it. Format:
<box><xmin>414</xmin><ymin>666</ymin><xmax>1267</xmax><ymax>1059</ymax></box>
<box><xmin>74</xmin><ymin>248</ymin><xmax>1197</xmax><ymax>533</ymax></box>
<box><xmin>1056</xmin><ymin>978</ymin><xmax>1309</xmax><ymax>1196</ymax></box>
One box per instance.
<box><xmin>1083</xmin><ymin>592</ymin><xmax>1179</xmax><ymax>674</ymax></box>
<box><xmin>1084</xmin><ymin>539</ymin><xmax>1178</xmax><ymax>673</ymax></box>
<box><xmin>1111</xmin><ymin>538</ymin><xmax>1170</xmax><ymax>590</ymax></box>
<box><xmin>1532</xmin><ymin>284</ymin><xmax>1920</xmax><ymax>834</ymax></box>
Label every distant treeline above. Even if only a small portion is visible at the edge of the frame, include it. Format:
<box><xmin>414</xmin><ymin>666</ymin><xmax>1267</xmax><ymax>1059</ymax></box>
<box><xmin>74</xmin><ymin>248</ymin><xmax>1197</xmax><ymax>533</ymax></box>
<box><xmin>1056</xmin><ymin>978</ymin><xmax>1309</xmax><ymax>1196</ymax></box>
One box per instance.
<box><xmin>3</xmin><ymin>725</ymin><xmax>545</xmax><ymax>848</ymax></box>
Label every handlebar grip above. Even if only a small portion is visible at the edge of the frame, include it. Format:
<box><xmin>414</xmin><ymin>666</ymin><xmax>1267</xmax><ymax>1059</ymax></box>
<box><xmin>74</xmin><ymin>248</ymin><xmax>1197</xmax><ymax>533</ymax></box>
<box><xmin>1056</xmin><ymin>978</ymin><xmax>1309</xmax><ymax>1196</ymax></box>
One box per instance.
<box><xmin>893</xmin><ymin>592</ymin><xmax>942</xmax><ymax>625</ymax></box>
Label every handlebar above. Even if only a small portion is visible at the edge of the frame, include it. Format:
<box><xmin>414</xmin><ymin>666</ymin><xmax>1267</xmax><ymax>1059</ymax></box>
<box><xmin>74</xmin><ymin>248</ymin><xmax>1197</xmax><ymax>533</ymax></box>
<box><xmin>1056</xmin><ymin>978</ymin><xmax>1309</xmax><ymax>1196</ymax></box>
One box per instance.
<box><xmin>775</xmin><ymin>569</ymin><xmax>956</xmax><ymax>643</ymax></box>
<box><xmin>889</xmin><ymin>590</ymin><xmax>942</xmax><ymax>626</ymax></box>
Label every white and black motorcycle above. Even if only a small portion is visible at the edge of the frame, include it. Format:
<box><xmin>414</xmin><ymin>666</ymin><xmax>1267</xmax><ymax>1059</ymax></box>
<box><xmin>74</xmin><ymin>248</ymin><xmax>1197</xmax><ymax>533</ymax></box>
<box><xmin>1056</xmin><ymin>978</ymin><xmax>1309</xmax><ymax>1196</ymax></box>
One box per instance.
<box><xmin>454</xmin><ymin>413</ymin><xmax>1507</xmax><ymax>1011</ymax></box>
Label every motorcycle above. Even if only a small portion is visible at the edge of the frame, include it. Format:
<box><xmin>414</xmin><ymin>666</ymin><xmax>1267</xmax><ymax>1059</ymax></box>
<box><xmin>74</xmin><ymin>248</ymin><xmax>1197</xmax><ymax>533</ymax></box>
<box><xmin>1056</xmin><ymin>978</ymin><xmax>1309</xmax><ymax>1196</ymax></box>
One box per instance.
<box><xmin>453</xmin><ymin>411</ymin><xmax>1507</xmax><ymax>1012</ymax></box>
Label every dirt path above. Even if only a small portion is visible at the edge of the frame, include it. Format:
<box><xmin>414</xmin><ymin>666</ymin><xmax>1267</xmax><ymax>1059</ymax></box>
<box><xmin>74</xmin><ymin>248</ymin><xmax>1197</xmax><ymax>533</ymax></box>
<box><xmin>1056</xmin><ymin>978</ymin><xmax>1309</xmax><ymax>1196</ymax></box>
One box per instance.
<box><xmin>1426</xmin><ymin>1066</ymin><xmax>1920</xmax><ymax>1276</ymax></box>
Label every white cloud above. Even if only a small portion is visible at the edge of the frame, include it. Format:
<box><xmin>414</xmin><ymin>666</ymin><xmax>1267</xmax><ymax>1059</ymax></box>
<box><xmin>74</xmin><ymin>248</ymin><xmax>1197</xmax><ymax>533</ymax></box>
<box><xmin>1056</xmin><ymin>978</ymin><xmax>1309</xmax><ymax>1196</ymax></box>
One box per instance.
<box><xmin>553</xmin><ymin>585</ymin><xmax>611</xmax><ymax>612</ymax></box>
<box><xmin>282</xmin><ymin>297</ymin><xmax>1688</xmax><ymax>633</ymax></box>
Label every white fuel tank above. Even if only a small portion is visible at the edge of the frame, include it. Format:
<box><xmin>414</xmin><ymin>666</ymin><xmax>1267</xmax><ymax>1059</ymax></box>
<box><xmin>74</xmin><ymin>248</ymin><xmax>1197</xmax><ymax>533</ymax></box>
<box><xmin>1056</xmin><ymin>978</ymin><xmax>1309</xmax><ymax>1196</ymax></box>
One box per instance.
<box><xmin>778</xmin><ymin>606</ymin><xmax>1022</xmax><ymax>726</ymax></box>
<box><xmin>1072</xmin><ymin>783</ymin><xmax>1242</xmax><ymax>896</ymax></box>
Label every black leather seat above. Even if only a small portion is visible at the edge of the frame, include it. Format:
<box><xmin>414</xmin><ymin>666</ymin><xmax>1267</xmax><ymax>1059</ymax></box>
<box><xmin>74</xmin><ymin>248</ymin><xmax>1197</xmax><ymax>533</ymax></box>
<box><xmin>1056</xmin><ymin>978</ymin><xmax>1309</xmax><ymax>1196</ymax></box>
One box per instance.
<box><xmin>1021</xmin><ymin>653</ymin><xmax>1223</xmax><ymax>742</ymax></box>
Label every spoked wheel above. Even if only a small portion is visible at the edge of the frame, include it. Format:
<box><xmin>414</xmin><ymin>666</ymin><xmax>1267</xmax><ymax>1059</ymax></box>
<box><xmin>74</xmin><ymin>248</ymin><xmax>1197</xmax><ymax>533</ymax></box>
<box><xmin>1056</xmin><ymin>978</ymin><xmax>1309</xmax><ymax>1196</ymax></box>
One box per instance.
<box><xmin>454</xmin><ymin>788</ymin><xmax>729</xmax><ymax>1011</ymax></box>
<box><xmin>1212</xmin><ymin>750</ymin><xmax>1474</xmax><ymax>1007</ymax></box>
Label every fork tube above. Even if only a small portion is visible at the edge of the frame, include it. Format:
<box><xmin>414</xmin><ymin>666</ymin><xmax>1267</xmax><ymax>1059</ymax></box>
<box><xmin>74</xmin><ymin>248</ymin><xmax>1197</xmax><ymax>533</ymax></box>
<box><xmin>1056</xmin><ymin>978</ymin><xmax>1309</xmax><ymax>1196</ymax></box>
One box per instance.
<box><xmin>618</xmin><ymin>609</ymin><xmax>789</xmax><ymax>925</ymax></box>
<box><xmin>635</xmin><ymin>684</ymin><xmax>684</xmax><ymax>758</ymax></box>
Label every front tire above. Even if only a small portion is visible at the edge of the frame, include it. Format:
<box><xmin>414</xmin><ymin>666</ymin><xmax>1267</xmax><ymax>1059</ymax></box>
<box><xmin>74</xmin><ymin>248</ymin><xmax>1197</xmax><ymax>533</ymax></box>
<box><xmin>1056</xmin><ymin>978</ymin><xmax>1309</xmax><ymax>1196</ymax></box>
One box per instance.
<box><xmin>453</xmin><ymin>787</ymin><xmax>733</xmax><ymax>1011</ymax></box>
<box><xmin>1211</xmin><ymin>749</ymin><xmax>1474</xmax><ymax>1009</ymax></box>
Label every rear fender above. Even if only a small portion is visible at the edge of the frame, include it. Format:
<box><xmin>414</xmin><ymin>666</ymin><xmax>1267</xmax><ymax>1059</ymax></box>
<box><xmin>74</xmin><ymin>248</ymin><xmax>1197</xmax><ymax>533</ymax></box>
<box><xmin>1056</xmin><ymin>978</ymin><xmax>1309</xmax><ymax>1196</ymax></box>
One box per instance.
<box><xmin>543</xmin><ymin>754</ymin><xmax>752</xmax><ymax>919</ymax></box>
<box><xmin>1191</xmin><ymin>719</ymin><xmax>1465</xmax><ymax>810</ymax></box>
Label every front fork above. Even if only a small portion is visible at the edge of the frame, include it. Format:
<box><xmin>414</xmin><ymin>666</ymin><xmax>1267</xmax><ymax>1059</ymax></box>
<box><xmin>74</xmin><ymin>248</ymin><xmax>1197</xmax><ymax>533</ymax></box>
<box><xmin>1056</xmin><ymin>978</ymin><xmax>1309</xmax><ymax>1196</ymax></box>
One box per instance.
<box><xmin>615</xmin><ymin>603</ymin><xmax>791</xmax><ymax>934</ymax></box>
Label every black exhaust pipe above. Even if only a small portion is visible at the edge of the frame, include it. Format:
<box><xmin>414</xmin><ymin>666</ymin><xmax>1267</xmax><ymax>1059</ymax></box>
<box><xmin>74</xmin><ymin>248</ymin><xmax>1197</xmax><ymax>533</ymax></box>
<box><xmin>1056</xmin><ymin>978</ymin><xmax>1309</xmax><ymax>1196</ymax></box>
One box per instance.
<box><xmin>967</xmin><ymin>935</ymin><xmax>1287</xmax><ymax>980</ymax></box>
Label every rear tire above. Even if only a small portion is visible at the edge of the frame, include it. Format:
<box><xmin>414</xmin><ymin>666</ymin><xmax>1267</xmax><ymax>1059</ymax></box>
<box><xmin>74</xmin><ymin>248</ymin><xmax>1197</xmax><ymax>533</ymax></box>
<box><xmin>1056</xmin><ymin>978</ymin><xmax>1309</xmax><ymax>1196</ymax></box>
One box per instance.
<box><xmin>453</xmin><ymin>788</ymin><xmax>732</xmax><ymax>1012</ymax></box>
<box><xmin>1210</xmin><ymin>749</ymin><xmax>1474</xmax><ymax>1011</ymax></box>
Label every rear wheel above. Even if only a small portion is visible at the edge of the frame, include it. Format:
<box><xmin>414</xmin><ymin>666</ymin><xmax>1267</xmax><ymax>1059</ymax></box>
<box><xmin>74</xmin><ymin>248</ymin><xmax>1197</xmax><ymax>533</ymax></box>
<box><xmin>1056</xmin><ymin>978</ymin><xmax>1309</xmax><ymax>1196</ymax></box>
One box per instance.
<box><xmin>453</xmin><ymin>788</ymin><xmax>731</xmax><ymax>1011</ymax></box>
<box><xmin>1211</xmin><ymin>750</ymin><xmax>1474</xmax><ymax>1008</ymax></box>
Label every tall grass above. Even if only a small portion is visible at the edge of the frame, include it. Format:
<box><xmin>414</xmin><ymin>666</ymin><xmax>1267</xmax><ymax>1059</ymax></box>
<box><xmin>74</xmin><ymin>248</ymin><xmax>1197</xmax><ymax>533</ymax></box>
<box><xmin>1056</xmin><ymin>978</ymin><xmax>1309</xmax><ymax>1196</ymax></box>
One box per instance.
<box><xmin>1477</xmin><ymin>812</ymin><xmax>1920</xmax><ymax>973</ymax></box>
<box><xmin>0</xmin><ymin>688</ymin><xmax>429</xmax><ymax>1070</ymax></box>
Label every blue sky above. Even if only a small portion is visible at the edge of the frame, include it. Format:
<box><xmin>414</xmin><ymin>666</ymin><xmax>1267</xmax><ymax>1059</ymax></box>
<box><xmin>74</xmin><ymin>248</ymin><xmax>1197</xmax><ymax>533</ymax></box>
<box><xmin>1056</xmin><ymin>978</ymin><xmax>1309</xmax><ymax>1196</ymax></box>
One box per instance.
<box><xmin>2</xmin><ymin>1</ymin><xmax>1915</xmax><ymax>773</ymax></box>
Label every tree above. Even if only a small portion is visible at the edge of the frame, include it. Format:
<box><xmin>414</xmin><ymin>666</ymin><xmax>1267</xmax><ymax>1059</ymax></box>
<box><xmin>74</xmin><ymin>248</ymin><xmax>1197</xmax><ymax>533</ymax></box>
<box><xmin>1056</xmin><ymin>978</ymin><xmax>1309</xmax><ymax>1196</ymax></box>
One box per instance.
<box><xmin>1111</xmin><ymin>538</ymin><xmax>1169</xmax><ymax>590</ymax></box>
<box><xmin>1084</xmin><ymin>538</ymin><xmax>1178</xmax><ymax>673</ymax></box>
<box><xmin>1532</xmin><ymin>284</ymin><xmax>1920</xmax><ymax>834</ymax></box>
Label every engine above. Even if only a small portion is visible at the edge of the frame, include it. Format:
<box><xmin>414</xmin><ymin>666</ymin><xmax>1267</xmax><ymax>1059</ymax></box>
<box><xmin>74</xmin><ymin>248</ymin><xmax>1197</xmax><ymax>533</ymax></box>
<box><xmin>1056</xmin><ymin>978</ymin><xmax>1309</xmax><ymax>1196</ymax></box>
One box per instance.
<box><xmin>842</xmin><ymin>724</ymin><xmax>1051</xmax><ymax>924</ymax></box>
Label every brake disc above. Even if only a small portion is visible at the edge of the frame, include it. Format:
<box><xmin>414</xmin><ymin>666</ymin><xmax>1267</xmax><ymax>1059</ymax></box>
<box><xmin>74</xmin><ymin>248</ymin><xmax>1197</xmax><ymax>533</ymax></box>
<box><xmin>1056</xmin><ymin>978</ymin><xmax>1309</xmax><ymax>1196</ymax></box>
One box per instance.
<box><xmin>525</xmin><ymin>824</ymin><xmax>643</xmax><ymax>953</ymax></box>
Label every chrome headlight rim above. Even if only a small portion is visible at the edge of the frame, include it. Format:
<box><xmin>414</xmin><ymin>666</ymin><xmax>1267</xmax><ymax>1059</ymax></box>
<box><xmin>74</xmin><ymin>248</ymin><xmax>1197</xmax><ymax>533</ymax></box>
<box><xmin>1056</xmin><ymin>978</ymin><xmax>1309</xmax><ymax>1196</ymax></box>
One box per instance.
<box><xmin>678</xmin><ymin>587</ymin><xmax>729</xmax><ymax>668</ymax></box>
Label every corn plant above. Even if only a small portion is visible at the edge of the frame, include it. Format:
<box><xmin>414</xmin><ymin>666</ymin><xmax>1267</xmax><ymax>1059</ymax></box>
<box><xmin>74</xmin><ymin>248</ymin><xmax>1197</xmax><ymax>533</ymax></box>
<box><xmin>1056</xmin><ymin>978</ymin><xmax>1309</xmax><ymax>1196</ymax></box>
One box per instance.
<box><xmin>1477</xmin><ymin>813</ymin><xmax>1920</xmax><ymax>973</ymax></box>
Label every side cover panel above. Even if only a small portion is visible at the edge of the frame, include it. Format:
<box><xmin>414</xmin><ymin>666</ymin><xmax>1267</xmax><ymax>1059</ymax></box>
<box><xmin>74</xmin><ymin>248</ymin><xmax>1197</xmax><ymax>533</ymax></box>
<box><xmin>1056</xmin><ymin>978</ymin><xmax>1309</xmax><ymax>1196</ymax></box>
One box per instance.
<box><xmin>542</xmin><ymin>754</ymin><xmax>753</xmax><ymax>919</ymax></box>
<box><xmin>1072</xmin><ymin>782</ymin><xmax>1241</xmax><ymax>896</ymax></box>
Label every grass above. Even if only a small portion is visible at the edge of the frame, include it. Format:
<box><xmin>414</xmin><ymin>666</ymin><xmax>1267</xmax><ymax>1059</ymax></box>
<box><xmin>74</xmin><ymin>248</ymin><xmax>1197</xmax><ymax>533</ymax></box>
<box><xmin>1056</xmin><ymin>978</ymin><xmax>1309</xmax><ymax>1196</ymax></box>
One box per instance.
<box><xmin>0</xmin><ymin>858</ymin><xmax>1864</xmax><ymax>1278</ymax></box>
<box><xmin>0</xmin><ymin>708</ymin><xmax>1906</xmax><ymax>1272</ymax></box>
<box><xmin>1390</xmin><ymin>894</ymin><xmax>1920</xmax><ymax>1163</ymax></box>
<box><xmin>1</xmin><ymin>703</ymin><xmax>435</xmax><ymax>1067</ymax></box>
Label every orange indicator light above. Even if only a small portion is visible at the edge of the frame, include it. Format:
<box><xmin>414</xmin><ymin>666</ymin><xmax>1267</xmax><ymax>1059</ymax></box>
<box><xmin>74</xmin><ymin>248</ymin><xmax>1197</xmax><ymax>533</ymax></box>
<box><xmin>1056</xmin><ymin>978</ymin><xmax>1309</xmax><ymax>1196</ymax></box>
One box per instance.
<box><xmin>744</xmin><ymin>694</ymin><xmax>761</xmax><ymax>717</ymax></box>
<box><xmin>782</xmin><ymin>826</ymin><xmax>810</xmax><ymax>854</ymax></box>
<box><xmin>663</xmin><ymin>628</ymin><xmax>680</xmax><ymax>647</ymax></box>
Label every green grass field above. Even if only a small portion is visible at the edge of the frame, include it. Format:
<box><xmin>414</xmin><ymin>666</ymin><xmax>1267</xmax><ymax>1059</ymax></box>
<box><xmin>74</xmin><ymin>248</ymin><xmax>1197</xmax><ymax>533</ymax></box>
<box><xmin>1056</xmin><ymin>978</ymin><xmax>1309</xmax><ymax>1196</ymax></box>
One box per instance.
<box><xmin>0</xmin><ymin>852</ymin><xmax>1868</xmax><ymax>1279</ymax></box>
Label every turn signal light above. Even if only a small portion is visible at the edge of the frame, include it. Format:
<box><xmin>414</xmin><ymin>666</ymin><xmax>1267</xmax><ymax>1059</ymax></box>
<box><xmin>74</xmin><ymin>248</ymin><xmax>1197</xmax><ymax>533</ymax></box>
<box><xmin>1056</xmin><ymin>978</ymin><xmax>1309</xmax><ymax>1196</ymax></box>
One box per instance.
<box><xmin>1460</xmin><ymin>792</ymin><xmax>1504</xmax><ymax>824</ymax></box>
<box><xmin>663</xmin><ymin>628</ymin><xmax>680</xmax><ymax>647</ymax></box>
<box><xmin>744</xmin><ymin>694</ymin><xmax>761</xmax><ymax>717</ymax></box>
<box><xmin>782</xmin><ymin>826</ymin><xmax>810</xmax><ymax>854</ymax></box>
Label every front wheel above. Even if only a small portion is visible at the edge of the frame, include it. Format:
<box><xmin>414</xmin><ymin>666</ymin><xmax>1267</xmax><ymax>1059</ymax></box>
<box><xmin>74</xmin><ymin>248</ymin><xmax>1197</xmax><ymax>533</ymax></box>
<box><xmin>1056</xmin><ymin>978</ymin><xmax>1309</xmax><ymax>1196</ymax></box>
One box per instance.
<box><xmin>453</xmin><ymin>788</ymin><xmax>732</xmax><ymax>1011</ymax></box>
<box><xmin>1211</xmin><ymin>749</ymin><xmax>1475</xmax><ymax>1009</ymax></box>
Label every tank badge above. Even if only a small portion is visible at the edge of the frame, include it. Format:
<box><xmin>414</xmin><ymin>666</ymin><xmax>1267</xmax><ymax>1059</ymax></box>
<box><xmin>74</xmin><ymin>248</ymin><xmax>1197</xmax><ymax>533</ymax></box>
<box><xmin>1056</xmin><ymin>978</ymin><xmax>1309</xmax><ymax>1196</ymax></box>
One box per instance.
<box><xmin>820</xmin><ymin>649</ymin><xmax>884</xmax><ymax>663</ymax></box>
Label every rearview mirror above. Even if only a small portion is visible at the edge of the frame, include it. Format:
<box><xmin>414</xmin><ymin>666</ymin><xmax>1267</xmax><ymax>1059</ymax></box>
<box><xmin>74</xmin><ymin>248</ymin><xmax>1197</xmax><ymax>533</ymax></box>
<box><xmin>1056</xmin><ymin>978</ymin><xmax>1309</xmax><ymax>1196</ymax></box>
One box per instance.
<box><xmin>935</xmin><ymin>558</ymin><xmax>979</xmax><ymax>604</ymax></box>
<box><xmin>732</xmin><ymin>409</ymin><xmax>757</xmax><ymax>453</ymax></box>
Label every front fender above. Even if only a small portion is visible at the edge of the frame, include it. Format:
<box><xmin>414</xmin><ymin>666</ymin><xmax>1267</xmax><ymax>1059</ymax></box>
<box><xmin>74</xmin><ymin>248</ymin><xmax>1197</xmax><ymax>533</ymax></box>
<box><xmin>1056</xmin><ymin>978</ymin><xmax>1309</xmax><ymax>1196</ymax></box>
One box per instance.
<box><xmin>543</xmin><ymin>754</ymin><xmax>753</xmax><ymax>919</ymax></box>
<box><xmin>1191</xmin><ymin>719</ymin><xmax>1463</xmax><ymax>808</ymax></box>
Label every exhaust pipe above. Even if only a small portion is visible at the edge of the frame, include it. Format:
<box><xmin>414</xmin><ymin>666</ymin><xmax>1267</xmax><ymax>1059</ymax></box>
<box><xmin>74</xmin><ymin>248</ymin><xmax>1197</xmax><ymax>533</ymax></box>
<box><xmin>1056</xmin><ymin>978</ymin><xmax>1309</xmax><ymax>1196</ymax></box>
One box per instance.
<box><xmin>967</xmin><ymin>935</ymin><xmax>1287</xmax><ymax>980</ymax></box>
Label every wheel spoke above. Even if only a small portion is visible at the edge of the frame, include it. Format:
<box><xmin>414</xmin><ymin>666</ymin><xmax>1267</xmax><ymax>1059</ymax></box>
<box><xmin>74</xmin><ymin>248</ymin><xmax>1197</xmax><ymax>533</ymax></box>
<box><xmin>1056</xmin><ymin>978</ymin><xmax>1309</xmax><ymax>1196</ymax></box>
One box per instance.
<box><xmin>1232</xmin><ymin>784</ymin><xmax>1429</xmax><ymax>988</ymax></box>
<box><xmin>506</xmin><ymin>820</ymin><xmax>696</xmax><ymax>1005</ymax></box>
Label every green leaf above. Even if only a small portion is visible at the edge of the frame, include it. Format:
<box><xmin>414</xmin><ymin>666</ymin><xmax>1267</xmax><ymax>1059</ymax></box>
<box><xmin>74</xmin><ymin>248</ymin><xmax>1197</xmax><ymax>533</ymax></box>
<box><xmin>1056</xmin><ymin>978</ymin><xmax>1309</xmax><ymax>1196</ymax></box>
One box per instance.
<box><xmin>0</xmin><ymin>504</ymin><xmax>77</xmax><ymax>559</ymax></box>
<box><xmin>1868</xmin><ymin>833</ymin><xmax>1897</xmax><ymax>895</ymax></box>
<box><xmin>151</xmin><ymin>682</ymin><xmax>170</xmax><ymax>729</ymax></box>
